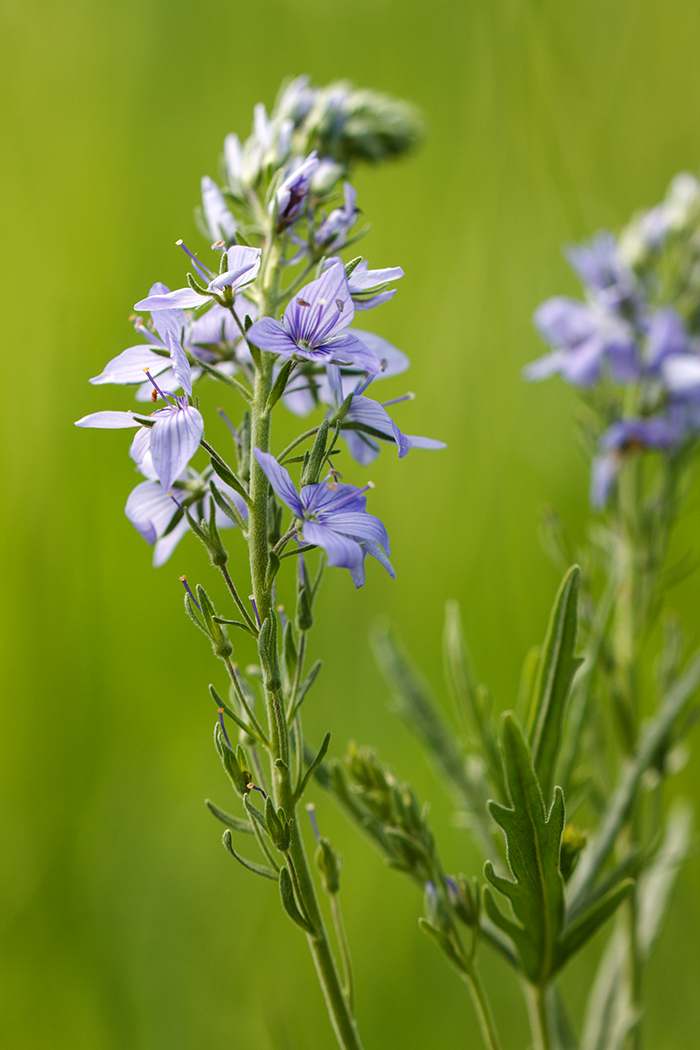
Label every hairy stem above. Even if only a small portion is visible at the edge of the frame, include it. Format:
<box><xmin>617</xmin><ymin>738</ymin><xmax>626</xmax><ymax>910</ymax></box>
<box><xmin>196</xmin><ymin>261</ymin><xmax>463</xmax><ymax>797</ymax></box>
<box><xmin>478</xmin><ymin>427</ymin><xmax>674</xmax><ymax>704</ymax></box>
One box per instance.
<box><xmin>525</xmin><ymin>984</ymin><xmax>551</xmax><ymax>1050</ymax></box>
<box><xmin>245</xmin><ymin>237</ymin><xmax>364</xmax><ymax>1050</ymax></box>
<box><xmin>462</xmin><ymin>966</ymin><xmax>503</xmax><ymax>1050</ymax></box>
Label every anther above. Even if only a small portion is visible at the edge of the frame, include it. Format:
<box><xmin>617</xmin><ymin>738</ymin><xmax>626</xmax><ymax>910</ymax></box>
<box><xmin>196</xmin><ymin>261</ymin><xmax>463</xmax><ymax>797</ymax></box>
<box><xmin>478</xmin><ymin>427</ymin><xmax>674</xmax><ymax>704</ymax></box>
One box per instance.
<box><xmin>175</xmin><ymin>238</ymin><xmax>214</xmax><ymax>281</ymax></box>
<box><xmin>247</xmin><ymin>781</ymin><xmax>268</xmax><ymax>800</ymax></box>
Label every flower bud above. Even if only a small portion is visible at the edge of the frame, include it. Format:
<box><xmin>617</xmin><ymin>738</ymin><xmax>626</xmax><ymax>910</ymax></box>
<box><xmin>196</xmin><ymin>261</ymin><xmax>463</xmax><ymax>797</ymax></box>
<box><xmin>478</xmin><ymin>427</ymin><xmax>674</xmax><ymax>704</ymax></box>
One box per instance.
<box><xmin>314</xmin><ymin>836</ymin><xmax>342</xmax><ymax>895</ymax></box>
<box><xmin>560</xmin><ymin>824</ymin><xmax>588</xmax><ymax>881</ymax></box>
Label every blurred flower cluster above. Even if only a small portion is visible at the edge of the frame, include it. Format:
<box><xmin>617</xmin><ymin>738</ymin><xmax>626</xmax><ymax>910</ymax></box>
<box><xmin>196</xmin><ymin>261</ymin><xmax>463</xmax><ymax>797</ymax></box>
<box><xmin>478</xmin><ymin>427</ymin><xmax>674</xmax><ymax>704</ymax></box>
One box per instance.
<box><xmin>526</xmin><ymin>172</ymin><xmax>700</xmax><ymax>505</ymax></box>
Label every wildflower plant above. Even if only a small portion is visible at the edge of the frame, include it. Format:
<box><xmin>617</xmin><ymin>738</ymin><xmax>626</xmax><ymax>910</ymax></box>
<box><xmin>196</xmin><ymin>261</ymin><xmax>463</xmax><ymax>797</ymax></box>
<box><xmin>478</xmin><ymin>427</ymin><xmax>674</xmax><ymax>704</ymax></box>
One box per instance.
<box><xmin>76</xmin><ymin>76</ymin><xmax>440</xmax><ymax>1050</ymax></box>
<box><xmin>76</xmin><ymin>75</ymin><xmax>699</xmax><ymax>1050</ymax></box>
<box><xmin>325</xmin><ymin>174</ymin><xmax>700</xmax><ymax>1050</ymax></box>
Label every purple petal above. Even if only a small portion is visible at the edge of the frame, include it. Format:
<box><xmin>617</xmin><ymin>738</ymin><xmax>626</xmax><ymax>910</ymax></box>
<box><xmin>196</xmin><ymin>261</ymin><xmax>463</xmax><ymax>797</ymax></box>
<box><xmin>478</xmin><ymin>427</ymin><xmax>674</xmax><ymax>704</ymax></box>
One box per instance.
<box><xmin>301</xmin><ymin>481</ymin><xmax>367</xmax><ymax>516</ymax></box>
<box><xmin>523</xmin><ymin>351</ymin><xmax>568</xmax><ymax>382</ymax></box>
<box><xmin>340</xmin><ymin>259</ymin><xmax>404</xmax><ymax>292</ymax></box>
<box><xmin>89</xmin><ymin>345</ymin><xmax>171</xmax><ymax>386</ymax></box>
<box><xmin>343</xmin><ymin>430</ymin><xmax>380</xmax><ymax>465</ymax></box>
<box><xmin>319</xmin><ymin>332</ymin><xmax>382</xmax><ymax>373</ymax></box>
<box><xmin>253</xmin><ymin>448</ymin><xmax>304</xmax><ymax>517</ymax></box>
<box><xmin>534</xmin><ymin>297</ymin><xmax>597</xmax><ymax>349</ymax></box>
<box><xmin>352</xmin><ymin>330</ymin><xmax>409</xmax><ymax>376</ymax></box>
<box><xmin>405</xmin><ymin>435</ymin><xmax>447</xmax><ymax>451</ymax></box>
<box><xmin>352</xmin><ymin>289</ymin><xmax>397</xmax><ymax>311</ymax></box>
<box><xmin>300</xmin><ymin>521</ymin><xmax>364</xmax><ymax>568</ymax></box>
<box><xmin>201</xmin><ymin>175</ymin><xmax>237</xmax><ymax>244</ymax></box>
<box><xmin>74</xmin><ymin>410</ymin><xmax>140</xmax><ymax>429</ymax></box>
<box><xmin>662</xmin><ymin>354</ymin><xmax>700</xmax><ymax>393</ymax></box>
<box><xmin>590</xmin><ymin>452</ymin><xmax>620</xmax><ymax>509</ymax></box>
<box><xmin>647</xmin><ymin>308</ymin><xmax>687</xmax><ymax>368</ymax></box>
<box><xmin>135</xmin><ymin>287</ymin><xmax>208</xmax><ymax>311</ymax></box>
<box><xmin>149</xmin><ymin>406</ymin><xmax>204</xmax><ymax>491</ymax></box>
<box><xmin>166</xmin><ymin>331</ymin><xmax>192</xmax><ymax>396</ymax></box>
<box><xmin>321</xmin><ymin>510</ymin><xmax>391</xmax><ymax>554</ymax></box>
<box><xmin>125</xmin><ymin>479</ymin><xmax>180</xmax><ymax>544</ymax></box>
<box><xmin>247</xmin><ymin>317</ymin><xmax>301</xmax><ymax>356</ymax></box>
<box><xmin>363</xmin><ymin>539</ymin><xmax>395</xmax><ymax>579</ymax></box>
<box><xmin>283</xmin><ymin>262</ymin><xmax>353</xmax><ymax>346</ymax></box>
<box><xmin>130</xmin><ymin>427</ymin><xmax>152</xmax><ymax>470</ymax></box>
<box><xmin>153</xmin><ymin>517</ymin><xmax>191</xmax><ymax>566</ymax></box>
<box><xmin>208</xmin><ymin>245</ymin><xmax>261</xmax><ymax>291</ymax></box>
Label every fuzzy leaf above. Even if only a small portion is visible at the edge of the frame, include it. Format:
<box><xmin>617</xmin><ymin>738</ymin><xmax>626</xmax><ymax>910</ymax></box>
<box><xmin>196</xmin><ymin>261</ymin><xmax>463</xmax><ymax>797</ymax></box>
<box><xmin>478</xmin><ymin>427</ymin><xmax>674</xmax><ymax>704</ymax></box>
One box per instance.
<box><xmin>295</xmin><ymin>731</ymin><xmax>331</xmax><ymax>801</ymax></box>
<box><xmin>222</xmin><ymin>829</ymin><xmax>277</xmax><ymax>879</ymax></box>
<box><xmin>484</xmin><ymin>713</ymin><xmax>566</xmax><ymax>985</ymax></box>
<box><xmin>205</xmin><ymin>798</ymin><xmax>253</xmax><ymax>833</ymax></box>
<box><xmin>528</xmin><ymin>565</ymin><xmax>583</xmax><ymax>804</ymax></box>
<box><xmin>279</xmin><ymin>866</ymin><xmax>314</xmax><ymax>933</ymax></box>
<box><xmin>418</xmin><ymin>917</ymin><xmax>464</xmax><ymax>971</ymax></box>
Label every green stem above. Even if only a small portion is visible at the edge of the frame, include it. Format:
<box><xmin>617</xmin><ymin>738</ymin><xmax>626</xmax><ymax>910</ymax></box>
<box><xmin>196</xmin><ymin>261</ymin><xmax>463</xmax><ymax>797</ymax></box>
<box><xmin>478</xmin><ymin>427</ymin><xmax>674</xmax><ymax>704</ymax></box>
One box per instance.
<box><xmin>525</xmin><ymin>984</ymin><xmax>551</xmax><ymax>1050</ymax></box>
<box><xmin>330</xmin><ymin>894</ymin><xmax>355</xmax><ymax>1012</ymax></box>
<box><xmin>461</xmin><ymin>966</ymin><xmax>503</xmax><ymax>1050</ymax></box>
<box><xmin>245</xmin><ymin>237</ymin><xmax>364</xmax><ymax>1050</ymax></box>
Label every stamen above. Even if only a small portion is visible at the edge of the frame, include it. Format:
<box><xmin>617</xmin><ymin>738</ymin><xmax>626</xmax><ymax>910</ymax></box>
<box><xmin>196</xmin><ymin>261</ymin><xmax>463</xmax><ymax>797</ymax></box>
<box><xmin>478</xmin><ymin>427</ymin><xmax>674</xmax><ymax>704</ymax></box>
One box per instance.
<box><xmin>306</xmin><ymin>802</ymin><xmax>321</xmax><ymax>843</ymax></box>
<box><xmin>211</xmin><ymin>239</ymin><xmax>225</xmax><ymax>250</ymax></box>
<box><xmin>180</xmin><ymin>575</ymin><xmax>201</xmax><ymax>610</ymax></box>
<box><xmin>143</xmin><ymin>368</ymin><xmax>176</xmax><ymax>406</ymax></box>
<box><xmin>381</xmin><ymin>392</ymin><xmax>415</xmax><ymax>408</ymax></box>
<box><xmin>277</xmin><ymin>604</ymin><xmax>287</xmax><ymax>631</ymax></box>
<box><xmin>248</xmin><ymin>594</ymin><xmax>261</xmax><ymax>626</ymax></box>
<box><xmin>247</xmin><ymin>781</ymin><xmax>268</xmax><ymax>800</ymax></box>
<box><xmin>175</xmin><ymin>238</ymin><xmax>215</xmax><ymax>282</ymax></box>
<box><xmin>217</xmin><ymin>707</ymin><xmax>234</xmax><ymax>750</ymax></box>
<box><xmin>325</xmin><ymin>480</ymin><xmax>374</xmax><ymax>511</ymax></box>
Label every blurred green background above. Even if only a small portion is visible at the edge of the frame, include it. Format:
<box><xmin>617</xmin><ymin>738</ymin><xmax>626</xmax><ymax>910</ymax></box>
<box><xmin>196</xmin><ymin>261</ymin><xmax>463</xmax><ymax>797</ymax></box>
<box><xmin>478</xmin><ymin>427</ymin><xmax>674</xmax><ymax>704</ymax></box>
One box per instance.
<box><xmin>2</xmin><ymin>0</ymin><xmax>700</xmax><ymax>1047</ymax></box>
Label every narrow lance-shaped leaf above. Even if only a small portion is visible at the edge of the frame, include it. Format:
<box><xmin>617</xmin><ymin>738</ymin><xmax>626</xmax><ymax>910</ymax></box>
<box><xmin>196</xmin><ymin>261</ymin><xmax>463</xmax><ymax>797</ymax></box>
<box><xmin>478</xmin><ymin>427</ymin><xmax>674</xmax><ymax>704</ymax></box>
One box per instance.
<box><xmin>483</xmin><ymin>713</ymin><xmax>566</xmax><ymax>985</ymax></box>
<box><xmin>443</xmin><ymin>601</ymin><xmax>504</xmax><ymax>798</ymax></box>
<box><xmin>528</xmin><ymin>565</ymin><xmax>583</xmax><ymax>805</ymax></box>
<box><xmin>372</xmin><ymin>622</ymin><xmax>493</xmax><ymax>852</ymax></box>
<box><xmin>568</xmin><ymin>648</ymin><xmax>700</xmax><ymax>912</ymax></box>
<box><xmin>205</xmin><ymin>798</ymin><xmax>253</xmax><ymax>833</ymax></box>
<box><xmin>222</xmin><ymin>829</ymin><xmax>277</xmax><ymax>880</ymax></box>
<box><xmin>279</xmin><ymin>866</ymin><xmax>315</xmax><ymax>934</ymax></box>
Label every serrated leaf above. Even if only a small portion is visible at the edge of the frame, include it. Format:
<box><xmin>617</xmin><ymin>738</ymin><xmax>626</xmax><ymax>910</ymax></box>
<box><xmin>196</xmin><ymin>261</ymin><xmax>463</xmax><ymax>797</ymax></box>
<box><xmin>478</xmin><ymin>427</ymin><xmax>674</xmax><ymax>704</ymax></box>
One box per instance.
<box><xmin>484</xmin><ymin>713</ymin><xmax>566</xmax><ymax>985</ymax></box>
<box><xmin>279</xmin><ymin>866</ymin><xmax>314</xmax><ymax>933</ymax></box>
<box><xmin>221</xmin><ymin>829</ymin><xmax>277</xmax><ymax>879</ymax></box>
<box><xmin>205</xmin><ymin>798</ymin><xmax>253</xmax><ymax>833</ymax></box>
<box><xmin>528</xmin><ymin>566</ymin><xmax>583</xmax><ymax>804</ymax></box>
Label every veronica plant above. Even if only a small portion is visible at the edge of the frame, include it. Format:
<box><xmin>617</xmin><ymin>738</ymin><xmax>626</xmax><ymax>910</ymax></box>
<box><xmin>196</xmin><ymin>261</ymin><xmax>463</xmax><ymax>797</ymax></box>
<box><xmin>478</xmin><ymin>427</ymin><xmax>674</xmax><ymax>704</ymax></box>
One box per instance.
<box><xmin>75</xmin><ymin>76</ymin><xmax>443</xmax><ymax>1050</ymax></box>
<box><xmin>321</xmin><ymin>173</ymin><xmax>700</xmax><ymax>1050</ymax></box>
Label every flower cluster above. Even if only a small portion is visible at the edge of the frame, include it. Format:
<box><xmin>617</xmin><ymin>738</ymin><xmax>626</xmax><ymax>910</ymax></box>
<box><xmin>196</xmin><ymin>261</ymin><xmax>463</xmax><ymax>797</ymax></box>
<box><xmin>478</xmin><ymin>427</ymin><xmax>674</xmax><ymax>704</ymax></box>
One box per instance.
<box><xmin>76</xmin><ymin>76</ymin><xmax>441</xmax><ymax>580</ymax></box>
<box><xmin>526</xmin><ymin>172</ymin><xmax>700</xmax><ymax>505</ymax></box>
